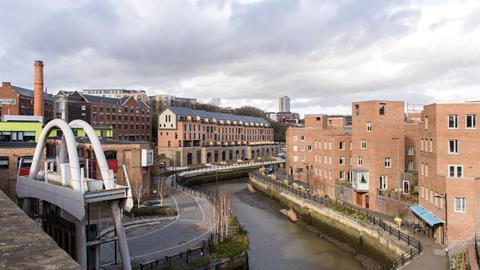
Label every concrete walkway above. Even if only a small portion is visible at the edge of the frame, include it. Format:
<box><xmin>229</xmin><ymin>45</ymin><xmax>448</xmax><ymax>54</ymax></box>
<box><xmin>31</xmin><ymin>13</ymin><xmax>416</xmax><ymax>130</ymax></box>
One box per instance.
<box><xmin>402</xmin><ymin>233</ymin><xmax>449</xmax><ymax>269</ymax></box>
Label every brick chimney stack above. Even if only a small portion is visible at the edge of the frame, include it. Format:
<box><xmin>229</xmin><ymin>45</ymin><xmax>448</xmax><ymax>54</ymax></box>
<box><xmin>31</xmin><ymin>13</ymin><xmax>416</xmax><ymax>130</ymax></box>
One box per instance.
<box><xmin>33</xmin><ymin>60</ymin><xmax>44</xmax><ymax>118</ymax></box>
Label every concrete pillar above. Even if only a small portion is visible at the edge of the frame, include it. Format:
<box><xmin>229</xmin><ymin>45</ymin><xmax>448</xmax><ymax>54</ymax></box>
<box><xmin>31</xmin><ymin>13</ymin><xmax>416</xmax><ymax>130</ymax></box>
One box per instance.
<box><xmin>76</xmin><ymin>217</ymin><xmax>87</xmax><ymax>269</ymax></box>
<box><xmin>111</xmin><ymin>201</ymin><xmax>131</xmax><ymax>270</ymax></box>
<box><xmin>22</xmin><ymin>198</ymin><xmax>31</xmax><ymax>216</ymax></box>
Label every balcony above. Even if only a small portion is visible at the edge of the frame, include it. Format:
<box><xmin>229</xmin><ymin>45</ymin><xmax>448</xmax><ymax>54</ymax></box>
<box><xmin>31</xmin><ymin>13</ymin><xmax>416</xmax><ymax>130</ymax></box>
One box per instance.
<box><xmin>352</xmin><ymin>168</ymin><xmax>369</xmax><ymax>192</ymax></box>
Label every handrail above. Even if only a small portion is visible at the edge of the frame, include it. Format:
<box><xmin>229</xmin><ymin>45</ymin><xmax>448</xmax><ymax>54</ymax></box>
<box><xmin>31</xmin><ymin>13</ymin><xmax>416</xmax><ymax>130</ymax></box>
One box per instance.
<box><xmin>249</xmin><ymin>171</ymin><xmax>422</xmax><ymax>270</ymax></box>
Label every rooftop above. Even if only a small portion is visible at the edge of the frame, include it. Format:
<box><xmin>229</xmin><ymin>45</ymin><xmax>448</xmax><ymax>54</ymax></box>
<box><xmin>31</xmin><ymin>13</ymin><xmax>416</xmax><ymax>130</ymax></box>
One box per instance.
<box><xmin>10</xmin><ymin>85</ymin><xmax>53</xmax><ymax>101</ymax></box>
<box><xmin>168</xmin><ymin>106</ymin><xmax>270</xmax><ymax>125</ymax></box>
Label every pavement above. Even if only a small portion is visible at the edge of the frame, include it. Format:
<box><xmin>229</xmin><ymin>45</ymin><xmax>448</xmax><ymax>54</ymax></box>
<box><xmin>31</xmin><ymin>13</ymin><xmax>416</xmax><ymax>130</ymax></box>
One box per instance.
<box><xmin>402</xmin><ymin>233</ymin><xmax>449</xmax><ymax>270</ymax></box>
<box><xmin>100</xmin><ymin>175</ymin><xmax>211</xmax><ymax>266</ymax></box>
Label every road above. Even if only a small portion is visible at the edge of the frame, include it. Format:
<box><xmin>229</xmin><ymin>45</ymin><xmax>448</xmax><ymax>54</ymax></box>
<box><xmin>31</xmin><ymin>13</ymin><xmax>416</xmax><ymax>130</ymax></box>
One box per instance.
<box><xmin>100</xmin><ymin>176</ymin><xmax>211</xmax><ymax>266</ymax></box>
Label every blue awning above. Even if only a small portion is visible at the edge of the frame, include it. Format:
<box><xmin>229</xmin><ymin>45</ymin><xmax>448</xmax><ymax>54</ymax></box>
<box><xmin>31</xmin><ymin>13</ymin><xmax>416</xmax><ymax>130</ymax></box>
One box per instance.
<box><xmin>410</xmin><ymin>205</ymin><xmax>444</xmax><ymax>227</ymax></box>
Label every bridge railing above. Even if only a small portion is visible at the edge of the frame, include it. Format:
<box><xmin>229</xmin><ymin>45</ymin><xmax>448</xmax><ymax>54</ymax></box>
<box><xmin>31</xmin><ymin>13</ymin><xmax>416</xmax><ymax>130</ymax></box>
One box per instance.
<box><xmin>178</xmin><ymin>158</ymin><xmax>285</xmax><ymax>178</ymax></box>
<box><xmin>249</xmin><ymin>171</ymin><xmax>422</xmax><ymax>270</ymax></box>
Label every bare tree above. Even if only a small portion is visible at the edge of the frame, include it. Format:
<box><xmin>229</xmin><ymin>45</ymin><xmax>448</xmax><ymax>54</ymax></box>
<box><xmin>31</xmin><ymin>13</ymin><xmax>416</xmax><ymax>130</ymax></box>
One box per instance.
<box><xmin>132</xmin><ymin>181</ymin><xmax>146</xmax><ymax>207</ymax></box>
<box><xmin>156</xmin><ymin>178</ymin><xmax>168</xmax><ymax>205</ymax></box>
<box><xmin>207</xmin><ymin>192</ymin><xmax>232</xmax><ymax>243</ymax></box>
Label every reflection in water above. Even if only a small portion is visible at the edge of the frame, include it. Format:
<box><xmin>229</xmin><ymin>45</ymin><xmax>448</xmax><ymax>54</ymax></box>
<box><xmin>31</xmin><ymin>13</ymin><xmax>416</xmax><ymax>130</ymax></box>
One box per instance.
<box><xmin>197</xmin><ymin>179</ymin><xmax>364</xmax><ymax>270</ymax></box>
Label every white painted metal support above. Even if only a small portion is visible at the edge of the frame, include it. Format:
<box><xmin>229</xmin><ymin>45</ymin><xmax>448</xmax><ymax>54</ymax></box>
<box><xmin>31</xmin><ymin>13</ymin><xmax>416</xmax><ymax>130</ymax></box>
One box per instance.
<box><xmin>122</xmin><ymin>165</ymin><xmax>133</xmax><ymax>212</ymax></box>
<box><xmin>86</xmin><ymin>159</ymin><xmax>89</xmax><ymax>179</ymax></box>
<box><xmin>44</xmin><ymin>161</ymin><xmax>48</xmax><ymax>183</ymax></box>
<box><xmin>68</xmin><ymin>120</ymin><xmax>115</xmax><ymax>190</ymax></box>
<box><xmin>111</xmin><ymin>201</ymin><xmax>131</xmax><ymax>270</ymax></box>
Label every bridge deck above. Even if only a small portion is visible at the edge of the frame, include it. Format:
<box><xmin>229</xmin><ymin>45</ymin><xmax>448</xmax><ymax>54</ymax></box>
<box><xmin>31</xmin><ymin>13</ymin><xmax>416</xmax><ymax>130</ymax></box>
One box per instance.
<box><xmin>0</xmin><ymin>190</ymin><xmax>79</xmax><ymax>269</ymax></box>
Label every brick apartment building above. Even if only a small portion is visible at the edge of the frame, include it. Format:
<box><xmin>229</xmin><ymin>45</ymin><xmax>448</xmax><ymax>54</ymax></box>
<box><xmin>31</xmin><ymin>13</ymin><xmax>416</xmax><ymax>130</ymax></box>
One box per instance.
<box><xmin>286</xmin><ymin>114</ymin><xmax>351</xmax><ymax>197</ymax></box>
<box><xmin>287</xmin><ymin>100</ymin><xmax>480</xmax><ymax>251</ymax></box>
<box><xmin>158</xmin><ymin>106</ymin><xmax>279</xmax><ymax>167</ymax></box>
<box><xmin>415</xmin><ymin>103</ymin><xmax>480</xmax><ymax>250</ymax></box>
<box><xmin>54</xmin><ymin>91</ymin><xmax>151</xmax><ymax>141</ymax></box>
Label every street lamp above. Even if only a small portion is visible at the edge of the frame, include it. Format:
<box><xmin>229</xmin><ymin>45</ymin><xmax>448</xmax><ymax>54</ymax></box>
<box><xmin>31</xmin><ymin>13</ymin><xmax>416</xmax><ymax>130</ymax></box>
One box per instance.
<box><xmin>434</xmin><ymin>193</ymin><xmax>448</xmax><ymax>247</ymax></box>
<box><xmin>304</xmin><ymin>162</ymin><xmax>311</xmax><ymax>193</ymax></box>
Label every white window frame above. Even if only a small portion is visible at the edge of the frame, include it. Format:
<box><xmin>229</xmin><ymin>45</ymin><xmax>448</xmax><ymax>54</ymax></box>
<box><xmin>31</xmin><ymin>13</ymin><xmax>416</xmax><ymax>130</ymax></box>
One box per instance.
<box><xmin>366</xmin><ymin>121</ymin><xmax>372</xmax><ymax>132</ymax></box>
<box><xmin>339</xmin><ymin>141</ymin><xmax>344</xmax><ymax>150</ymax></box>
<box><xmin>454</xmin><ymin>197</ymin><xmax>466</xmax><ymax>213</ymax></box>
<box><xmin>340</xmin><ymin>170</ymin><xmax>345</xmax><ymax>180</ymax></box>
<box><xmin>293</xmin><ymin>145</ymin><xmax>298</xmax><ymax>152</ymax></box>
<box><xmin>339</xmin><ymin>156</ymin><xmax>345</xmax><ymax>165</ymax></box>
<box><xmin>300</xmin><ymin>135</ymin><xmax>305</xmax><ymax>141</ymax></box>
<box><xmin>360</xmin><ymin>139</ymin><xmax>367</xmax><ymax>149</ymax></box>
<box><xmin>384</xmin><ymin>157</ymin><xmax>392</xmax><ymax>168</ymax></box>
<box><xmin>357</xmin><ymin>156</ymin><xmax>363</xmax><ymax>166</ymax></box>
<box><xmin>466</xmin><ymin>115</ymin><xmax>476</xmax><ymax>129</ymax></box>
<box><xmin>448</xmin><ymin>139</ymin><xmax>458</xmax><ymax>155</ymax></box>
<box><xmin>448</xmin><ymin>115</ymin><xmax>458</xmax><ymax>129</ymax></box>
<box><xmin>448</xmin><ymin>165</ymin><xmax>463</xmax><ymax>178</ymax></box>
<box><xmin>379</xmin><ymin>176</ymin><xmax>388</xmax><ymax>190</ymax></box>
<box><xmin>402</xmin><ymin>180</ymin><xmax>409</xmax><ymax>194</ymax></box>
<box><xmin>293</xmin><ymin>156</ymin><xmax>298</xmax><ymax>162</ymax></box>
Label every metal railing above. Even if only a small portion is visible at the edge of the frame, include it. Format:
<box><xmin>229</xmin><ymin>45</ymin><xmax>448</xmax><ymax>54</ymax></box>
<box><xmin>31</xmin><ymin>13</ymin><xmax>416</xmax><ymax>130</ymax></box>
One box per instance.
<box><xmin>250</xmin><ymin>171</ymin><xmax>422</xmax><ymax>270</ymax></box>
<box><xmin>178</xmin><ymin>158</ymin><xmax>285</xmax><ymax>178</ymax></box>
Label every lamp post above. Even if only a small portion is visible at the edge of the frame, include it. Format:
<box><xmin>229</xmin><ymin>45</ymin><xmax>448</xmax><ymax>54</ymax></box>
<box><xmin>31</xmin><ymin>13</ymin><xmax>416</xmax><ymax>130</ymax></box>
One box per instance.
<box><xmin>434</xmin><ymin>193</ymin><xmax>448</xmax><ymax>247</ymax></box>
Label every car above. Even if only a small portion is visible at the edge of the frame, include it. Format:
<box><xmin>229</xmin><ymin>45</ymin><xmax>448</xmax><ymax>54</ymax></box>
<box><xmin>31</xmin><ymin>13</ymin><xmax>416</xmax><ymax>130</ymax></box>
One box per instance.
<box><xmin>264</xmin><ymin>167</ymin><xmax>274</xmax><ymax>174</ymax></box>
<box><xmin>143</xmin><ymin>200</ymin><xmax>162</xmax><ymax>207</ymax></box>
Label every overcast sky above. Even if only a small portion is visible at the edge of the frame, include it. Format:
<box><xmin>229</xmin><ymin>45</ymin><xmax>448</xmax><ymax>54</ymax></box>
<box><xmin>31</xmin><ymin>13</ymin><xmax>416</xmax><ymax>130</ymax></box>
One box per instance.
<box><xmin>1</xmin><ymin>0</ymin><xmax>480</xmax><ymax>115</ymax></box>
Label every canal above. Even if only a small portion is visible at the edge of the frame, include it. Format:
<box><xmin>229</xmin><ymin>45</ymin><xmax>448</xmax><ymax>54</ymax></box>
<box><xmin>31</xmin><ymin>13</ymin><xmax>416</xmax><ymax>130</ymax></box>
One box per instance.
<box><xmin>196</xmin><ymin>178</ymin><xmax>365</xmax><ymax>270</ymax></box>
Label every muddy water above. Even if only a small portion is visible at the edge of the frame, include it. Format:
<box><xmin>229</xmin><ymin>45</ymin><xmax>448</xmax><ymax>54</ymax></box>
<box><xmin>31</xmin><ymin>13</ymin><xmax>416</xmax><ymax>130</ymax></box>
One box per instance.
<box><xmin>197</xmin><ymin>179</ymin><xmax>364</xmax><ymax>270</ymax></box>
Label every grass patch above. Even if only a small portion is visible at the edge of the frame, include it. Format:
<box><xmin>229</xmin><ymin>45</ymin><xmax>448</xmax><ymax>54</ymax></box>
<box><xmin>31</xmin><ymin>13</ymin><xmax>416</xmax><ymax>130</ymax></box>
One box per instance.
<box><xmin>211</xmin><ymin>234</ymin><xmax>249</xmax><ymax>259</ymax></box>
<box><xmin>131</xmin><ymin>205</ymin><xmax>177</xmax><ymax>217</ymax></box>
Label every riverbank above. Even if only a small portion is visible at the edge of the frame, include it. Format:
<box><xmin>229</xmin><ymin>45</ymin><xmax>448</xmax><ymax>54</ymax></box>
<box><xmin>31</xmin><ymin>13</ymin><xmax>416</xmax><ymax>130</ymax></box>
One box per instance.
<box><xmin>249</xmin><ymin>175</ymin><xmax>412</xmax><ymax>269</ymax></box>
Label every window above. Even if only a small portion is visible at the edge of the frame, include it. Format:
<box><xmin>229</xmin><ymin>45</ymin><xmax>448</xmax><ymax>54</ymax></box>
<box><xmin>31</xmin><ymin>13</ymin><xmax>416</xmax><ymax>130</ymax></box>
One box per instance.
<box><xmin>349</xmin><ymin>141</ymin><xmax>352</xmax><ymax>150</ymax></box>
<box><xmin>307</xmin><ymin>145</ymin><xmax>312</xmax><ymax>151</ymax></box>
<box><xmin>454</xmin><ymin>197</ymin><xmax>466</xmax><ymax>213</ymax></box>
<box><xmin>293</xmin><ymin>156</ymin><xmax>298</xmax><ymax>162</ymax></box>
<box><xmin>81</xmin><ymin>105</ymin><xmax>86</xmax><ymax>110</ymax></box>
<box><xmin>339</xmin><ymin>156</ymin><xmax>345</xmax><ymax>165</ymax></box>
<box><xmin>425</xmin><ymin>163</ymin><xmax>429</xmax><ymax>177</ymax></box>
<box><xmin>448</xmin><ymin>165</ymin><xmax>463</xmax><ymax>178</ymax></box>
<box><xmin>408</xmin><ymin>147</ymin><xmax>415</xmax><ymax>156</ymax></box>
<box><xmin>402</xmin><ymin>181</ymin><xmax>410</xmax><ymax>194</ymax></box>
<box><xmin>366</xmin><ymin>121</ymin><xmax>372</xmax><ymax>132</ymax></box>
<box><xmin>355</xmin><ymin>104</ymin><xmax>360</xmax><ymax>116</ymax></box>
<box><xmin>360</xmin><ymin>139</ymin><xmax>367</xmax><ymax>149</ymax></box>
<box><xmin>448</xmin><ymin>140</ymin><xmax>458</xmax><ymax>154</ymax></box>
<box><xmin>0</xmin><ymin>157</ymin><xmax>8</xmax><ymax>169</ymax></box>
<box><xmin>328</xmin><ymin>142</ymin><xmax>332</xmax><ymax>150</ymax></box>
<box><xmin>448</xmin><ymin>115</ymin><xmax>458</xmax><ymax>129</ymax></box>
<box><xmin>300</xmin><ymin>135</ymin><xmax>305</xmax><ymax>141</ymax></box>
<box><xmin>328</xmin><ymin>156</ymin><xmax>332</xmax><ymax>164</ymax></box>
<box><xmin>293</xmin><ymin>136</ymin><xmax>298</xmax><ymax>142</ymax></box>
<box><xmin>429</xmin><ymin>139</ymin><xmax>433</xmax><ymax>152</ymax></box>
<box><xmin>384</xmin><ymin>157</ymin><xmax>391</xmax><ymax>168</ymax></box>
<box><xmin>340</xmin><ymin>171</ymin><xmax>345</xmax><ymax>180</ymax></box>
<box><xmin>357</xmin><ymin>156</ymin><xmax>363</xmax><ymax>166</ymax></box>
<box><xmin>408</xmin><ymin>161</ymin><xmax>415</xmax><ymax>170</ymax></box>
<box><xmin>293</xmin><ymin>145</ymin><xmax>298</xmax><ymax>152</ymax></box>
<box><xmin>466</xmin><ymin>115</ymin><xmax>476</xmax><ymax>129</ymax></box>
<box><xmin>379</xmin><ymin>176</ymin><xmax>388</xmax><ymax>190</ymax></box>
<box><xmin>420</xmin><ymin>163</ymin><xmax>424</xmax><ymax>176</ymax></box>
<box><xmin>339</xmin><ymin>141</ymin><xmax>344</xmax><ymax>150</ymax></box>
<box><xmin>379</xmin><ymin>104</ymin><xmax>385</xmax><ymax>115</ymax></box>
<box><xmin>425</xmin><ymin>116</ymin><xmax>428</xmax><ymax>130</ymax></box>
